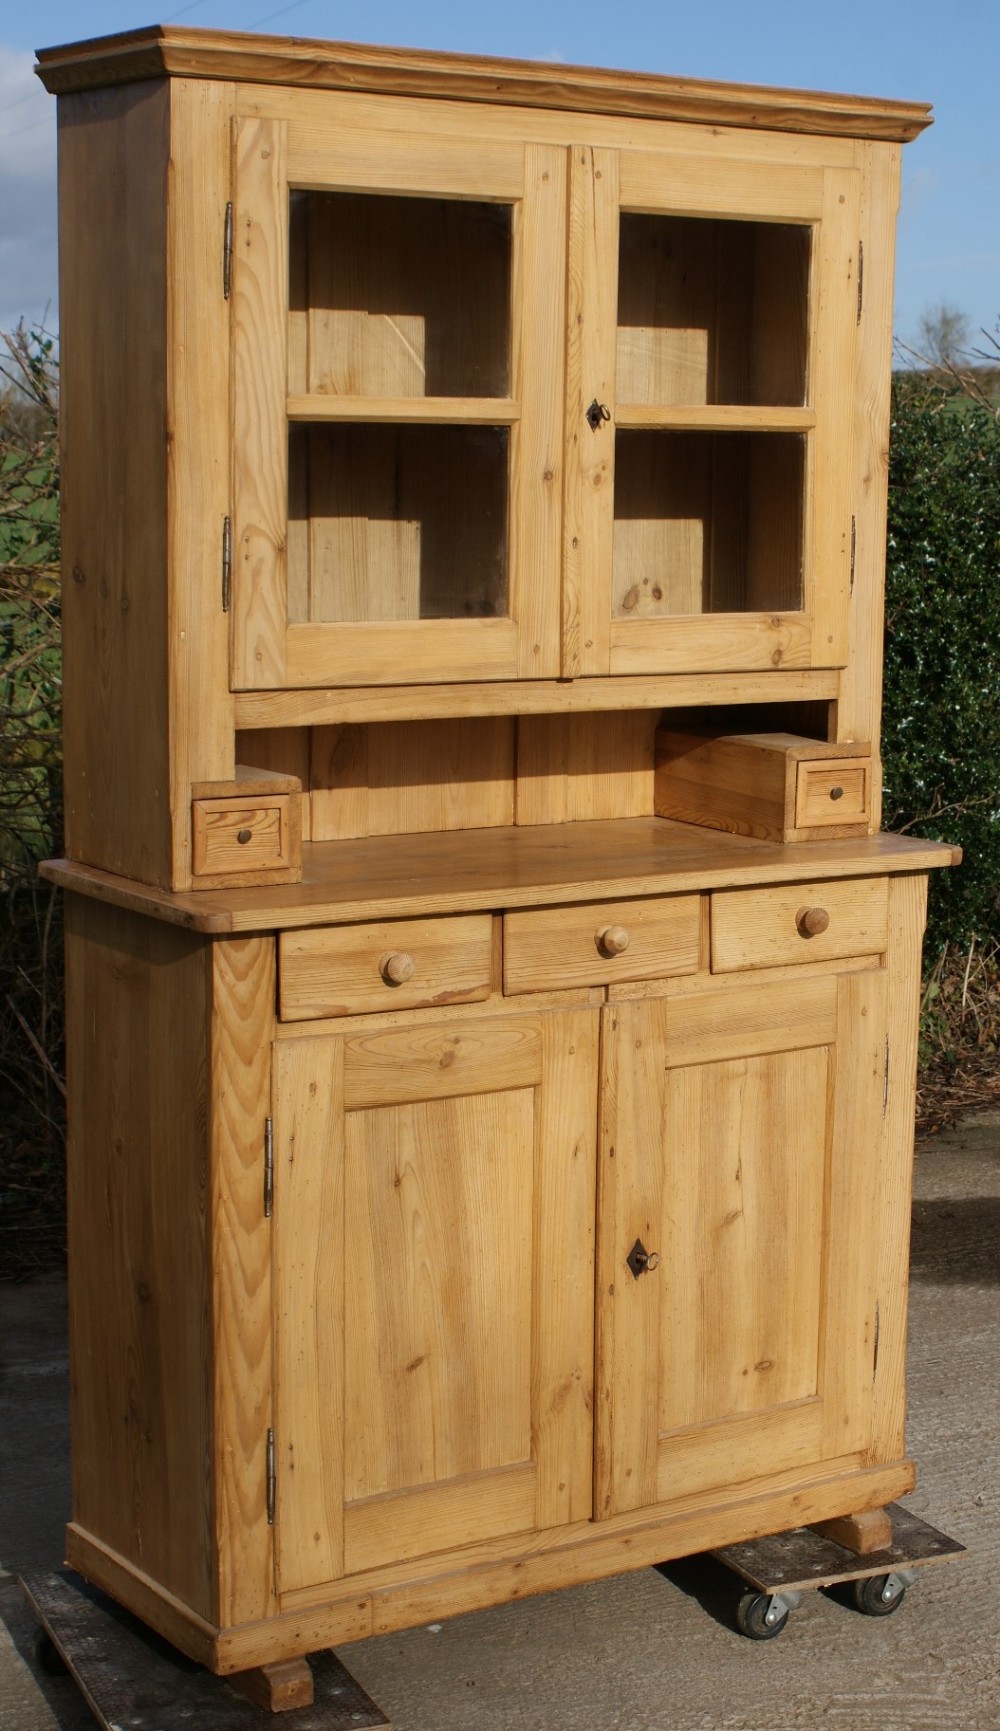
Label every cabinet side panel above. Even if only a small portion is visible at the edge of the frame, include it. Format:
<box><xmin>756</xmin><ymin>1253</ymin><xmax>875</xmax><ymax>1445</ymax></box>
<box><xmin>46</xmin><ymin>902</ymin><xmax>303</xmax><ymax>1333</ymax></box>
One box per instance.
<box><xmin>838</xmin><ymin>140</ymin><xmax>901</xmax><ymax>818</ymax></box>
<box><xmin>869</xmin><ymin>872</ymin><xmax>927</xmax><ymax>1463</ymax></box>
<box><xmin>58</xmin><ymin>84</ymin><xmax>172</xmax><ymax>886</ymax></box>
<box><xmin>168</xmin><ymin>80</ymin><xmax>238</xmax><ymax>888</ymax></box>
<box><xmin>212</xmin><ymin>936</ymin><xmax>278</xmax><ymax>1626</ymax></box>
<box><xmin>65</xmin><ymin>897</ymin><xmax>214</xmax><ymax>1619</ymax></box>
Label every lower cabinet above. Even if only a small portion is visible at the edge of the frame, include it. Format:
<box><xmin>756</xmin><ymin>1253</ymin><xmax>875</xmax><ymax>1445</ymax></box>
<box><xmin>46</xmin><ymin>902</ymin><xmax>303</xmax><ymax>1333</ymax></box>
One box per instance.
<box><xmin>271</xmin><ymin>958</ymin><xmax>890</xmax><ymax>1594</ymax></box>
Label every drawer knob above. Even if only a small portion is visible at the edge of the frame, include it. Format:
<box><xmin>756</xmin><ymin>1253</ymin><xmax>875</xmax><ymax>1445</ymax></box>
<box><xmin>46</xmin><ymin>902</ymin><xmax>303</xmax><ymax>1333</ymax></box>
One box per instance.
<box><xmin>380</xmin><ymin>950</ymin><xmax>416</xmax><ymax>985</ymax></box>
<box><xmin>596</xmin><ymin>924</ymin><xmax>631</xmax><ymax>958</ymax></box>
<box><xmin>829</xmin><ymin>785</ymin><xmax>845</xmax><ymax>801</ymax></box>
<box><xmin>797</xmin><ymin>906</ymin><xmax>830</xmax><ymax>938</ymax></box>
<box><xmin>236</xmin><ymin>828</ymin><xmax>253</xmax><ymax>845</ymax></box>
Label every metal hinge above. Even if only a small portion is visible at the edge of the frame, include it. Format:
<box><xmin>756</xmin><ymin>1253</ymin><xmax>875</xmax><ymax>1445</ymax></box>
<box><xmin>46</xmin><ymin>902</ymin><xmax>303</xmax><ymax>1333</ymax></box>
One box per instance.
<box><xmin>882</xmin><ymin>1036</ymin><xmax>890</xmax><ymax>1117</ymax></box>
<box><xmin>873</xmin><ymin>1301</ymin><xmax>881</xmax><ymax>1378</ymax></box>
<box><xmin>223</xmin><ymin>201</ymin><xmax>233</xmax><ymax>300</ymax></box>
<box><xmin>849</xmin><ymin>515</ymin><xmax>857</xmax><ymax>594</ymax></box>
<box><xmin>264</xmin><ymin>1116</ymin><xmax>274</xmax><ymax>1218</ymax></box>
<box><xmin>221</xmin><ymin>516</ymin><xmax>232</xmax><ymax>614</ymax></box>
<box><xmin>857</xmin><ymin>239</ymin><xmax>864</xmax><ymax>323</ymax></box>
<box><xmin>266</xmin><ymin>1427</ymin><xmax>276</xmax><ymax>1525</ymax></box>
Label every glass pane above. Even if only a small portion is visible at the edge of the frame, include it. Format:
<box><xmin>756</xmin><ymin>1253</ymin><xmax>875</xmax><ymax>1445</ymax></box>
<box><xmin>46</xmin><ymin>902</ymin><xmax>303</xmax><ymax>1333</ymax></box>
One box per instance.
<box><xmin>288</xmin><ymin>424</ymin><xmax>509</xmax><ymax>624</ymax></box>
<box><xmin>612</xmin><ymin>431</ymin><xmax>804</xmax><ymax>616</ymax></box>
<box><xmin>617</xmin><ymin>216</ymin><xmax>810</xmax><ymax>407</ymax></box>
<box><xmin>289</xmin><ymin>191</ymin><xmax>511</xmax><ymax>398</ymax></box>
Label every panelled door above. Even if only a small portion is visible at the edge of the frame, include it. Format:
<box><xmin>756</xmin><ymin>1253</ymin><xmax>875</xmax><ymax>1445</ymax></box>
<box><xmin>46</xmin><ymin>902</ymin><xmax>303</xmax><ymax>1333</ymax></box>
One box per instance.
<box><xmin>595</xmin><ymin>968</ymin><xmax>886</xmax><ymax>1518</ymax></box>
<box><xmin>563</xmin><ymin>143</ymin><xmax>861</xmax><ymax>677</ymax></box>
<box><xmin>231</xmin><ymin>99</ymin><xmax>567</xmax><ymax>689</ymax></box>
<box><xmin>272</xmin><ymin>1008</ymin><xmax>597</xmax><ymax>1597</ymax></box>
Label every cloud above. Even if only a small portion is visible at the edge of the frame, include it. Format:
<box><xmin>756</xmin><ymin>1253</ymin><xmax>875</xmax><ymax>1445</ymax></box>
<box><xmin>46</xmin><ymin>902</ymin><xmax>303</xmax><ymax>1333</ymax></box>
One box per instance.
<box><xmin>0</xmin><ymin>45</ymin><xmax>58</xmax><ymax>334</ymax></box>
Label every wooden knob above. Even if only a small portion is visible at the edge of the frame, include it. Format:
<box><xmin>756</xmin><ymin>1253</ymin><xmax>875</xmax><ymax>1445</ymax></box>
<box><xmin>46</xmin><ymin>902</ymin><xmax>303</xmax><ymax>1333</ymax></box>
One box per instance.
<box><xmin>797</xmin><ymin>906</ymin><xmax>830</xmax><ymax>938</ymax></box>
<box><xmin>380</xmin><ymin>950</ymin><xmax>416</xmax><ymax>985</ymax></box>
<box><xmin>236</xmin><ymin>828</ymin><xmax>253</xmax><ymax>844</ymax></box>
<box><xmin>829</xmin><ymin>785</ymin><xmax>845</xmax><ymax>801</ymax></box>
<box><xmin>596</xmin><ymin>925</ymin><xmax>631</xmax><ymax>958</ymax></box>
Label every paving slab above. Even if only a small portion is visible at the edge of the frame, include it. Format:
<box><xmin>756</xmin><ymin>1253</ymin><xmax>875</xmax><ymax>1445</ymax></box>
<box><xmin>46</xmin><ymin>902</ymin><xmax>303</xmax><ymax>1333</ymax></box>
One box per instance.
<box><xmin>1</xmin><ymin>1115</ymin><xmax>997</xmax><ymax>1731</ymax></box>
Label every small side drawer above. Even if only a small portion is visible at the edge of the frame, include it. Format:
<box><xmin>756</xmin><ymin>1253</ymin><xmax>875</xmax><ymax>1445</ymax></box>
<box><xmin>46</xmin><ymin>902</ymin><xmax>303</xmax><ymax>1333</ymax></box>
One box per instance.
<box><xmin>279</xmin><ymin>915</ymin><xmax>494</xmax><ymax>1021</ymax></box>
<box><xmin>504</xmin><ymin>895</ymin><xmax>700</xmax><ymax>995</ymax></box>
<box><xmin>192</xmin><ymin>795</ymin><xmax>300</xmax><ymax>885</ymax></box>
<box><xmin>795</xmin><ymin>759</ymin><xmax>870</xmax><ymax>829</ymax></box>
<box><xmin>711</xmin><ymin>878</ymin><xmax>889</xmax><ymax>973</ymax></box>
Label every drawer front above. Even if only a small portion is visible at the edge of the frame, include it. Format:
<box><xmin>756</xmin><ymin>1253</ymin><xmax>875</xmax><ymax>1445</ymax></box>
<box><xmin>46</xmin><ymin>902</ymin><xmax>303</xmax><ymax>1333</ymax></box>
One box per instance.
<box><xmin>192</xmin><ymin>795</ymin><xmax>296</xmax><ymax>880</ymax></box>
<box><xmin>795</xmin><ymin>758</ymin><xmax>871</xmax><ymax>829</ymax></box>
<box><xmin>279</xmin><ymin>915</ymin><xmax>494</xmax><ymax>1021</ymax></box>
<box><xmin>504</xmin><ymin>895</ymin><xmax>700</xmax><ymax>994</ymax></box>
<box><xmin>711</xmin><ymin>878</ymin><xmax>889</xmax><ymax>973</ymax></box>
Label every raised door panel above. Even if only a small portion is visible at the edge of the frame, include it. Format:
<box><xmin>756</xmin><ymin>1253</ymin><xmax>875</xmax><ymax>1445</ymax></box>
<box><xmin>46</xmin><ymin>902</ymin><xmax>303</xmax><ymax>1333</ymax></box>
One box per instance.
<box><xmin>231</xmin><ymin>104</ymin><xmax>566</xmax><ymax>690</ymax></box>
<box><xmin>273</xmin><ymin>1007</ymin><xmax>597</xmax><ymax>1598</ymax></box>
<box><xmin>595</xmin><ymin>967</ymin><xmax>886</xmax><ymax>1519</ymax></box>
<box><xmin>564</xmin><ymin>144</ymin><xmax>860</xmax><ymax>678</ymax></box>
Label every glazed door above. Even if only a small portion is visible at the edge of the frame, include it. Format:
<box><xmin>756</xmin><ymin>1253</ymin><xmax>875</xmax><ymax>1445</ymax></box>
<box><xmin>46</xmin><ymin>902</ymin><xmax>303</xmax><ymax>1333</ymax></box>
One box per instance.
<box><xmin>595</xmin><ymin>968</ymin><xmax>886</xmax><ymax>1518</ymax></box>
<box><xmin>563</xmin><ymin>143</ymin><xmax>861</xmax><ymax>677</ymax></box>
<box><xmin>272</xmin><ymin>1008</ymin><xmax>597</xmax><ymax>1597</ymax></box>
<box><xmin>231</xmin><ymin>100</ymin><xmax>566</xmax><ymax>689</ymax></box>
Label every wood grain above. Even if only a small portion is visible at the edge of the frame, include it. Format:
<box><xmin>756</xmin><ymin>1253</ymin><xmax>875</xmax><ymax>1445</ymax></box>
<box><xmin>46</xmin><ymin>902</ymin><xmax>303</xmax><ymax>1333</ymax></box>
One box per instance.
<box><xmin>504</xmin><ymin>894</ymin><xmax>700</xmax><ymax>994</ymax></box>
<box><xmin>710</xmin><ymin>876</ymin><xmax>889</xmax><ymax>972</ymax></box>
<box><xmin>515</xmin><ymin>711</ymin><xmax>657</xmax><ymax>825</ymax></box>
<box><xmin>278</xmin><ymin>913</ymin><xmax>494</xmax><ymax>1020</ymax></box>
<box><xmin>210</xmin><ymin>937</ymin><xmax>278</xmax><ymax>1627</ymax></box>
<box><xmin>310</xmin><ymin>718</ymin><xmax>515</xmax><ymax>841</ymax></box>
<box><xmin>65</xmin><ymin>898</ymin><xmax>215</xmax><ymax>1619</ymax></box>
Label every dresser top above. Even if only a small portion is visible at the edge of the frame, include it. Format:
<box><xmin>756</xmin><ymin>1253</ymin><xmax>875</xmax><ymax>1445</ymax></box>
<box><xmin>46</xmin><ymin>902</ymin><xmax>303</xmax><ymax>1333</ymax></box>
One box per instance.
<box><xmin>35</xmin><ymin>25</ymin><xmax>931</xmax><ymax>142</ymax></box>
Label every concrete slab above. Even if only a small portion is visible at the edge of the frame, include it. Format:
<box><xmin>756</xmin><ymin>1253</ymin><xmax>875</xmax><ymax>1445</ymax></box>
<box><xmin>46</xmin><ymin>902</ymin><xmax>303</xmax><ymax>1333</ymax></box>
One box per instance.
<box><xmin>2</xmin><ymin>1116</ymin><xmax>997</xmax><ymax>1731</ymax></box>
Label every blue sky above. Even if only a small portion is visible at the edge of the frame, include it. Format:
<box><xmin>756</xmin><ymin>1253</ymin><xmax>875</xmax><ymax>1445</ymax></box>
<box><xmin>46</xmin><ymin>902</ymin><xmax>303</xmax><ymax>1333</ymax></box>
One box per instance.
<box><xmin>1</xmin><ymin>0</ymin><xmax>998</xmax><ymax>352</ymax></box>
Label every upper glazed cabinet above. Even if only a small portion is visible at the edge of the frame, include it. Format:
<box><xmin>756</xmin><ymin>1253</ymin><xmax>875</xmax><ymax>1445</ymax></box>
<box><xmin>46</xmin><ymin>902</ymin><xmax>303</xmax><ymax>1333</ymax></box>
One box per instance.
<box><xmin>231</xmin><ymin>100</ymin><xmax>861</xmax><ymax>690</ymax></box>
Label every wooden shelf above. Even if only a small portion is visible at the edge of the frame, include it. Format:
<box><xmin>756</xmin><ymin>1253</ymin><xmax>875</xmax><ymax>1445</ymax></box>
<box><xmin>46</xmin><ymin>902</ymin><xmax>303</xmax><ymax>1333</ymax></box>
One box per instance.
<box><xmin>41</xmin><ymin>821</ymin><xmax>960</xmax><ymax>935</ymax></box>
<box><xmin>615</xmin><ymin>405</ymin><xmax>816</xmax><ymax>432</ymax></box>
<box><xmin>287</xmin><ymin>394</ymin><xmax>520</xmax><ymax>425</ymax></box>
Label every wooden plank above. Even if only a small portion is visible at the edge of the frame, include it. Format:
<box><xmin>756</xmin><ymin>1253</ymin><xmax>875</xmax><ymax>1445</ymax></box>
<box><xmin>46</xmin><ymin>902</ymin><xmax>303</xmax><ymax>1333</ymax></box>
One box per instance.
<box><xmin>533</xmin><ymin>1009</ymin><xmax>600</xmax><ymax>1527</ymax></box>
<box><xmin>811</xmin><ymin>1507</ymin><xmax>892</xmax><ymax>1554</ymax></box>
<box><xmin>211</xmin><ymin>937</ymin><xmax>278</xmax><ymax>1628</ymax></box>
<box><xmin>281</xmin><ymin>617</ymin><xmax>520</xmax><ymax>688</ymax></box>
<box><xmin>818</xmin><ymin>969</ymin><xmax>887</xmax><ymax>1459</ymax></box>
<box><xmin>615</xmin><ymin>404</ymin><xmax>816</xmax><ymax>430</ymax></box>
<box><xmin>513</xmin><ymin>143</ymin><xmax>567</xmax><ymax>677</ymax></box>
<box><xmin>563</xmin><ymin>146</ymin><xmax>618</xmax><ymax>676</ymax></box>
<box><xmin>278</xmin><ymin>914</ymin><xmax>494</xmax><ymax>1020</ymax></box>
<box><xmin>342</xmin><ymin>1016</ymin><xmax>542</xmax><ymax>1110</ymax></box>
<box><xmin>661</xmin><ymin>975</ymin><xmax>837</xmax><ymax>1066</ymax></box>
<box><xmin>869</xmin><ymin>873</ymin><xmax>928</xmax><ymax>1464</ymax></box>
<box><xmin>231</xmin><ymin>115</ymin><xmax>289</xmax><ymax>688</ymax></box>
<box><xmin>516</xmin><ymin>711</ymin><xmax>657</xmax><ymax>825</ymax></box>
<box><xmin>287</xmin><ymin>394</ymin><xmax>519</xmax><ymax>422</ymax></box>
<box><xmin>273</xmin><ymin>1037</ymin><xmax>346</xmax><ymax>1593</ymax></box>
<box><xmin>310</xmin><ymin>718</ymin><xmax>515</xmax><ymax>841</ymax></box>
<box><xmin>234</xmin><ymin>670</ymin><xmax>842</xmax><ymax>728</ymax></box>
<box><xmin>504</xmin><ymin>894</ymin><xmax>700</xmax><ymax>994</ymax></box>
<box><xmin>286</xmin><ymin>123</ymin><xmax>522</xmax><ymax>199</ymax></box>
<box><xmin>838</xmin><ymin>142</ymin><xmax>902</xmax><ymax>822</ymax></box>
<box><xmin>64</xmin><ymin>899</ymin><xmax>215</xmax><ymax>1621</ymax></box>
<box><xmin>40</xmin><ymin>825</ymin><xmax>960</xmax><ymax>935</ymax></box>
<box><xmin>609</xmin><ymin>613</ymin><xmax>814</xmax><ymax>676</ymax></box>
<box><xmin>344</xmin><ymin>1467</ymin><xmax>537</xmax><ymax>1575</ymax></box>
<box><xmin>806</xmin><ymin>168</ymin><xmax>863</xmax><ymax>668</ymax></box>
<box><xmin>20</xmin><ymin>1570</ymin><xmax>390</xmax><ymax>1728</ymax></box>
<box><xmin>618</xmin><ymin>152</ymin><xmax>825</xmax><ymax>220</ymax></box>
<box><xmin>228</xmin><ymin>1657</ymin><xmax>314</xmax><ymax>1712</ymax></box>
<box><xmin>37</xmin><ymin>32</ymin><xmax>934</xmax><ymax>142</ymax></box>
<box><xmin>657</xmin><ymin>1404</ymin><xmax>824</xmax><ymax>1505</ymax></box>
<box><xmin>57</xmin><ymin>83</ymin><xmax>173</xmax><ymax>888</ymax></box>
<box><xmin>711</xmin><ymin>876</ymin><xmax>889</xmax><ymax>972</ymax></box>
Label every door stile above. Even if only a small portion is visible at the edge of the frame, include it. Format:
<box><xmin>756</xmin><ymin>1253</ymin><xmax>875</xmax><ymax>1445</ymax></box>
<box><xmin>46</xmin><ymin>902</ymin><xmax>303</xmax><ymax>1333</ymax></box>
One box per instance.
<box><xmin>231</xmin><ymin>115</ymin><xmax>290</xmax><ymax>690</ymax></box>
<box><xmin>806</xmin><ymin>168</ymin><xmax>862</xmax><ymax>667</ymax></box>
<box><xmin>563</xmin><ymin>146</ymin><xmax>619</xmax><ymax>677</ymax></box>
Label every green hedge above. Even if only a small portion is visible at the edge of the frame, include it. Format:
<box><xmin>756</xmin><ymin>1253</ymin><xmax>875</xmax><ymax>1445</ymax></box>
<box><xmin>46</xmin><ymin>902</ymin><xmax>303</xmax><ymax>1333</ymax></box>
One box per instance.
<box><xmin>882</xmin><ymin>378</ymin><xmax>1000</xmax><ymax>953</ymax></box>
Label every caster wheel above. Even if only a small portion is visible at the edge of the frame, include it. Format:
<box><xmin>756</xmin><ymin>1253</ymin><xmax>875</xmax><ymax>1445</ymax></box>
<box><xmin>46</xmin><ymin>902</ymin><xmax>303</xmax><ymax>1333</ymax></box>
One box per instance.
<box><xmin>34</xmin><ymin>1629</ymin><xmax>67</xmax><ymax>1676</ymax></box>
<box><xmin>851</xmin><ymin>1573</ymin><xmax>907</xmax><ymax>1617</ymax></box>
<box><xmin>735</xmin><ymin>1591</ymin><xmax>789</xmax><ymax>1640</ymax></box>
